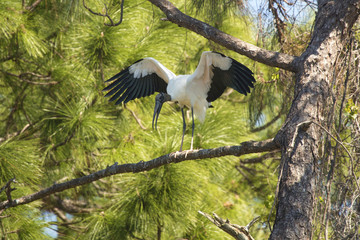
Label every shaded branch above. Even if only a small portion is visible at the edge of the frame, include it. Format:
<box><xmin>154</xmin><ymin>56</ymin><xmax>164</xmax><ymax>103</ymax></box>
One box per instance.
<box><xmin>52</xmin><ymin>207</ymin><xmax>70</xmax><ymax>223</ymax></box>
<box><xmin>0</xmin><ymin>139</ymin><xmax>278</xmax><ymax>210</ymax></box>
<box><xmin>198</xmin><ymin>211</ymin><xmax>259</xmax><ymax>240</ymax></box>
<box><xmin>52</xmin><ymin>195</ymin><xmax>95</xmax><ymax>214</ymax></box>
<box><xmin>148</xmin><ymin>0</ymin><xmax>298</xmax><ymax>72</ymax></box>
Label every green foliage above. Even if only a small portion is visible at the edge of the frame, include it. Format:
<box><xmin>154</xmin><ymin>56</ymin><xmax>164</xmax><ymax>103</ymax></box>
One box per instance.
<box><xmin>0</xmin><ymin>138</ymin><xmax>49</xmax><ymax>238</ymax></box>
<box><xmin>0</xmin><ymin>139</ymin><xmax>42</xmax><ymax>188</ymax></box>
<box><xmin>0</xmin><ymin>207</ymin><xmax>51</xmax><ymax>240</ymax></box>
<box><xmin>190</xmin><ymin>0</ymin><xmax>242</xmax><ymax>27</ymax></box>
<box><xmin>345</xmin><ymin>98</ymin><xmax>359</xmax><ymax>121</ymax></box>
<box><xmin>0</xmin><ymin>0</ymin><xmax>279</xmax><ymax>239</ymax></box>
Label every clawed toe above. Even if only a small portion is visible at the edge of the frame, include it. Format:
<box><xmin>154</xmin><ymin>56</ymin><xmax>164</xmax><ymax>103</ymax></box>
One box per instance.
<box><xmin>174</xmin><ymin>151</ymin><xmax>181</xmax><ymax>158</ymax></box>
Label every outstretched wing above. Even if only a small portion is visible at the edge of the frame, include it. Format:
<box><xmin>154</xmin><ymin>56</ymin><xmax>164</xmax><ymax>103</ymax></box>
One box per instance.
<box><xmin>191</xmin><ymin>51</ymin><xmax>255</xmax><ymax>102</ymax></box>
<box><xmin>103</xmin><ymin>58</ymin><xmax>176</xmax><ymax>105</ymax></box>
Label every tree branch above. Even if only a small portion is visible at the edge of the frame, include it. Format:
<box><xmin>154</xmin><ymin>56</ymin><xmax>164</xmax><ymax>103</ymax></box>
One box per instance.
<box><xmin>198</xmin><ymin>211</ymin><xmax>259</xmax><ymax>240</ymax></box>
<box><xmin>0</xmin><ymin>139</ymin><xmax>278</xmax><ymax>210</ymax></box>
<box><xmin>148</xmin><ymin>0</ymin><xmax>298</xmax><ymax>72</ymax></box>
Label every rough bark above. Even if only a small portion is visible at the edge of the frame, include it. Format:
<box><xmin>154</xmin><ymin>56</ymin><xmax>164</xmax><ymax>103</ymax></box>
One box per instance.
<box><xmin>271</xmin><ymin>1</ymin><xmax>360</xmax><ymax>239</ymax></box>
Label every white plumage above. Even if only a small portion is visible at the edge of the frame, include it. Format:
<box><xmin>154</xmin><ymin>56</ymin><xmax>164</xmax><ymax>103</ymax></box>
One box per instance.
<box><xmin>103</xmin><ymin>51</ymin><xmax>255</xmax><ymax>151</ymax></box>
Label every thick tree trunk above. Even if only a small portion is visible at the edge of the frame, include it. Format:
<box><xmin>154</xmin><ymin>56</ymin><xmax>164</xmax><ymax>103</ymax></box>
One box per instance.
<box><xmin>271</xmin><ymin>1</ymin><xmax>360</xmax><ymax>239</ymax></box>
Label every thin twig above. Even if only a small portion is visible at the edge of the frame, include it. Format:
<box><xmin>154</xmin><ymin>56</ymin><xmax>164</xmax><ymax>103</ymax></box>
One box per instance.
<box><xmin>246</xmin><ymin>216</ymin><xmax>260</xmax><ymax>231</ymax></box>
<box><xmin>123</xmin><ymin>104</ymin><xmax>147</xmax><ymax>130</ymax></box>
<box><xmin>250</xmin><ymin>107</ymin><xmax>284</xmax><ymax>132</ymax></box>
<box><xmin>17</xmin><ymin>78</ymin><xmax>58</xmax><ymax>85</ymax></box>
<box><xmin>288</xmin><ymin>119</ymin><xmax>360</xmax><ymax>194</ymax></box>
<box><xmin>51</xmin><ymin>130</ymin><xmax>76</xmax><ymax>152</ymax></box>
<box><xmin>240</xmin><ymin>151</ymin><xmax>280</xmax><ymax>164</ymax></box>
<box><xmin>83</xmin><ymin>0</ymin><xmax>125</xmax><ymax>26</ymax></box>
<box><xmin>311</xmin><ymin>121</ymin><xmax>360</xmax><ymax>192</ymax></box>
<box><xmin>0</xmin><ymin>178</ymin><xmax>15</xmax><ymax>196</ymax></box>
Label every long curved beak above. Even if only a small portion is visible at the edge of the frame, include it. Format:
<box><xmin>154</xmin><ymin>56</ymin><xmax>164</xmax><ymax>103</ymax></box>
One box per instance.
<box><xmin>152</xmin><ymin>99</ymin><xmax>163</xmax><ymax>130</ymax></box>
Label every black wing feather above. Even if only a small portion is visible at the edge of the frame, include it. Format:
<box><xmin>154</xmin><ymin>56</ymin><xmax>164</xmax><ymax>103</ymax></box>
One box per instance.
<box><xmin>104</xmin><ymin>76</ymin><xmax>130</xmax><ymax>97</ymax></box>
<box><xmin>131</xmin><ymin>79</ymin><xmax>144</xmax><ymax>100</ymax></box>
<box><xmin>104</xmin><ymin>68</ymin><xmax>127</xmax><ymax>83</ymax></box>
<box><xmin>233</xmin><ymin>65</ymin><xmax>255</xmax><ymax>88</ymax></box>
<box><xmin>123</xmin><ymin>78</ymin><xmax>142</xmax><ymax>103</ymax></box>
<box><xmin>109</xmin><ymin>84</ymin><xmax>127</xmax><ymax>102</ymax></box>
<box><xmin>143</xmin><ymin>77</ymin><xmax>151</xmax><ymax>97</ymax></box>
<box><xmin>103</xmin><ymin>74</ymin><xmax>129</xmax><ymax>91</ymax></box>
<box><xmin>207</xmin><ymin>69</ymin><xmax>227</xmax><ymax>102</ymax></box>
<box><xmin>112</xmin><ymin>76</ymin><xmax>136</xmax><ymax>103</ymax></box>
<box><xmin>206</xmin><ymin>53</ymin><xmax>255</xmax><ymax>102</ymax></box>
<box><xmin>103</xmin><ymin>59</ymin><xmax>168</xmax><ymax>105</ymax></box>
<box><xmin>233</xmin><ymin>60</ymin><xmax>253</xmax><ymax>76</ymax></box>
<box><xmin>232</xmin><ymin>70</ymin><xmax>251</xmax><ymax>94</ymax></box>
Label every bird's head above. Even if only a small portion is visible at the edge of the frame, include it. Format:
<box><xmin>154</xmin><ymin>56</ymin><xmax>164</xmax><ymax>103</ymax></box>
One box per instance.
<box><xmin>152</xmin><ymin>93</ymin><xmax>171</xmax><ymax>130</ymax></box>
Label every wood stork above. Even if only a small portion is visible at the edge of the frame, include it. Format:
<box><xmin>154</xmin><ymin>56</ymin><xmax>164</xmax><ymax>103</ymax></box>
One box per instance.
<box><xmin>103</xmin><ymin>51</ymin><xmax>255</xmax><ymax>151</ymax></box>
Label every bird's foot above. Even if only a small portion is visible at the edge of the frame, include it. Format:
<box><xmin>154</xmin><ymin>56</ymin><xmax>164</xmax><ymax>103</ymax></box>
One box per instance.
<box><xmin>174</xmin><ymin>150</ymin><xmax>181</xmax><ymax>159</ymax></box>
<box><xmin>184</xmin><ymin>149</ymin><xmax>193</xmax><ymax>158</ymax></box>
<box><xmin>174</xmin><ymin>148</ymin><xmax>193</xmax><ymax>158</ymax></box>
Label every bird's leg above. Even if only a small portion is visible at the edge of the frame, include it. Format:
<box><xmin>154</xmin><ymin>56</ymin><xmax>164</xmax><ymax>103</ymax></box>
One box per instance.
<box><xmin>190</xmin><ymin>106</ymin><xmax>195</xmax><ymax>151</ymax></box>
<box><xmin>182</xmin><ymin>107</ymin><xmax>195</xmax><ymax>158</ymax></box>
<box><xmin>179</xmin><ymin>107</ymin><xmax>186</xmax><ymax>152</ymax></box>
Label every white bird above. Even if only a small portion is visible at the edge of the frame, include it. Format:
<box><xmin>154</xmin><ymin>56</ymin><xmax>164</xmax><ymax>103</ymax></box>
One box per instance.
<box><xmin>103</xmin><ymin>51</ymin><xmax>255</xmax><ymax>151</ymax></box>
